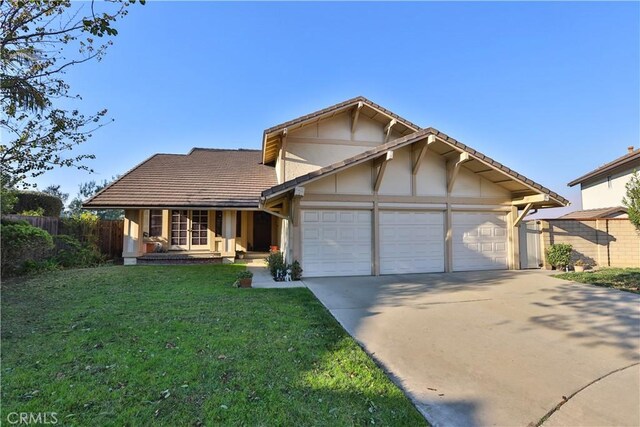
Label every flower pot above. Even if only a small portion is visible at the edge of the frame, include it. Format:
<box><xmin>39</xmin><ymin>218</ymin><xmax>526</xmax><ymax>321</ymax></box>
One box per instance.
<box><xmin>238</xmin><ymin>278</ymin><xmax>252</xmax><ymax>288</ymax></box>
<box><xmin>270</xmin><ymin>245</ymin><xmax>279</xmax><ymax>253</ymax></box>
<box><xmin>145</xmin><ymin>243</ymin><xmax>156</xmax><ymax>253</ymax></box>
<box><xmin>574</xmin><ymin>265</ymin><xmax>585</xmax><ymax>273</ymax></box>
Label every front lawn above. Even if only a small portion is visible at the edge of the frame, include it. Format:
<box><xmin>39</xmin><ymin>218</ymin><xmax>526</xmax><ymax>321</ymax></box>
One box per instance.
<box><xmin>555</xmin><ymin>268</ymin><xmax>640</xmax><ymax>294</ymax></box>
<box><xmin>1</xmin><ymin>265</ymin><xmax>426</xmax><ymax>426</ymax></box>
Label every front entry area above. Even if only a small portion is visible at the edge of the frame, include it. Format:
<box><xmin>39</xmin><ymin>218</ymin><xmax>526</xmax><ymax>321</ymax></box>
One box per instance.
<box><xmin>170</xmin><ymin>210</ymin><xmax>209</xmax><ymax>250</ymax></box>
<box><xmin>252</xmin><ymin>211</ymin><xmax>272</xmax><ymax>251</ymax></box>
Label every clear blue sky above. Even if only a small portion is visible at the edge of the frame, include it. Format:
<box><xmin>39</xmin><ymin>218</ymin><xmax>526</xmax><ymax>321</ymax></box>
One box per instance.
<box><xmin>34</xmin><ymin>1</ymin><xmax>639</xmax><ymax>217</ymax></box>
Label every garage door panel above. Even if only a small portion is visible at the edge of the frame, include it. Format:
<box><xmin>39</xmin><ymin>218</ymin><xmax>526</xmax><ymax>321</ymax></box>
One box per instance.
<box><xmin>452</xmin><ymin>212</ymin><xmax>508</xmax><ymax>271</ymax></box>
<box><xmin>380</xmin><ymin>211</ymin><xmax>445</xmax><ymax>274</ymax></box>
<box><xmin>302</xmin><ymin>210</ymin><xmax>372</xmax><ymax>277</ymax></box>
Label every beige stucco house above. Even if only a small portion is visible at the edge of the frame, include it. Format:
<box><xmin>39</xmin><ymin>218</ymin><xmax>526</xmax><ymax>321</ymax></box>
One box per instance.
<box><xmin>84</xmin><ymin>97</ymin><xmax>569</xmax><ymax>276</ymax></box>
<box><xmin>568</xmin><ymin>146</ymin><xmax>639</xmax><ymax>213</ymax></box>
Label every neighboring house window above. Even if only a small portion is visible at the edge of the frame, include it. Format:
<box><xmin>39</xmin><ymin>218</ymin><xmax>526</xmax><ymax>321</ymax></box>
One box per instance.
<box><xmin>215</xmin><ymin>211</ymin><xmax>223</xmax><ymax>236</ymax></box>
<box><xmin>149</xmin><ymin>210</ymin><xmax>163</xmax><ymax>237</ymax></box>
<box><xmin>607</xmin><ymin>176</ymin><xmax>612</xmax><ymax>189</ymax></box>
<box><xmin>236</xmin><ymin>211</ymin><xmax>242</xmax><ymax>237</ymax></box>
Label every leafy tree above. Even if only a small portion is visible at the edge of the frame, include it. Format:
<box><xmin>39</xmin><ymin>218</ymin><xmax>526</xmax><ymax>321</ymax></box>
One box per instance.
<box><xmin>623</xmin><ymin>170</ymin><xmax>640</xmax><ymax>231</ymax></box>
<box><xmin>1</xmin><ymin>0</ymin><xmax>144</xmax><ymax>188</ymax></box>
<box><xmin>67</xmin><ymin>177</ymin><xmax>122</xmax><ymax>219</ymax></box>
<box><xmin>42</xmin><ymin>185</ymin><xmax>69</xmax><ymax>205</ymax></box>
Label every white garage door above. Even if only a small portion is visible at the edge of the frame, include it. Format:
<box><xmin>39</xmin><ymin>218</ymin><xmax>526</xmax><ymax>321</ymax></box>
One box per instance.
<box><xmin>452</xmin><ymin>212</ymin><xmax>508</xmax><ymax>271</ymax></box>
<box><xmin>380</xmin><ymin>211</ymin><xmax>445</xmax><ymax>274</ymax></box>
<box><xmin>301</xmin><ymin>210</ymin><xmax>372</xmax><ymax>277</ymax></box>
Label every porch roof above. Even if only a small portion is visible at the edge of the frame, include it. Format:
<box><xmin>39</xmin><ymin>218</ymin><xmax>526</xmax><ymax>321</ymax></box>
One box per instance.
<box><xmin>83</xmin><ymin>149</ymin><xmax>277</xmax><ymax>209</ymax></box>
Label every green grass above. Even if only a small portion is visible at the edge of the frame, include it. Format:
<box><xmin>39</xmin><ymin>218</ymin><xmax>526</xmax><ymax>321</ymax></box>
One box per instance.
<box><xmin>555</xmin><ymin>268</ymin><xmax>640</xmax><ymax>294</ymax></box>
<box><xmin>1</xmin><ymin>265</ymin><xmax>427</xmax><ymax>426</ymax></box>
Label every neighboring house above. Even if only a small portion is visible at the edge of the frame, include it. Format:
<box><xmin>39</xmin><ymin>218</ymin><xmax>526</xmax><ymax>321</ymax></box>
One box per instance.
<box><xmin>519</xmin><ymin>149</ymin><xmax>640</xmax><ymax>270</ymax></box>
<box><xmin>84</xmin><ymin>96</ymin><xmax>569</xmax><ymax>276</ymax></box>
<box><xmin>568</xmin><ymin>146</ymin><xmax>640</xmax><ymax>213</ymax></box>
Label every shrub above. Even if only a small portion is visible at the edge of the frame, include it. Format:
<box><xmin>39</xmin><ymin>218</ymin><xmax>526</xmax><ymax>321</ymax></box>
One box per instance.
<box><xmin>1</xmin><ymin>222</ymin><xmax>54</xmax><ymax>276</ymax></box>
<box><xmin>12</xmin><ymin>191</ymin><xmax>63</xmax><ymax>217</ymax></box>
<box><xmin>18</xmin><ymin>207</ymin><xmax>45</xmax><ymax>216</ymax></box>
<box><xmin>290</xmin><ymin>260</ymin><xmax>303</xmax><ymax>280</ymax></box>
<box><xmin>237</xmin><ymin>270</ymin><xmax>253</xmax><ymax>279</ymax></box>
<box><xmin>1</xmin><ymin>186</ymin><xmax>17</xmax><ymax>214</ymax></box>
<box><xmin>53</xmin><ymin>234</ymin><xmax>104</xmax><ymax>268</ymax></box>
<box><xmin>546</xmin><ymin>243</ymin><xmax>572</xmax><ymax>269</ymax></box>
<box><xmin>266</xmin><ymin>251</ymin><xmax>285</xmax><ymax>279</ymax></box>
<box><xmin>59</xmin><ymin>211</ymin><xmax>100</xmax><ymax>245</ymax></box>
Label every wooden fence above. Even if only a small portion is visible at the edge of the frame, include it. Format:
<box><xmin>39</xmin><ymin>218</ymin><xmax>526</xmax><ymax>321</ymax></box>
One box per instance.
<box><xmin>3</xmin><ymin>214</ymin><xmax>124</xmax><ymax>259</ymax></box>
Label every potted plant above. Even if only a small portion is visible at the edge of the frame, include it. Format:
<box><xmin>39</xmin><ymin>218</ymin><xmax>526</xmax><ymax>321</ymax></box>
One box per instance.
<box><xmin>236</xmin><ymin>250</ymin><xmax>246</xmax><ymax>260</ymax></box>
<box><xmin>236</xmin><ymin>270</ymin><xmax>253</xmax><ymax>288</ymax></box>
<box><xmin>573</xmin><ymin>259</ymin><xmax>587</xmax><ymax>272</ymax></box>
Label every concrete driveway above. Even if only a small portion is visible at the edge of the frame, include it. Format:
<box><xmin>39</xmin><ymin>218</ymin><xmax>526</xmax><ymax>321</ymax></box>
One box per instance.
<box><xmin>304</xmin><ymin>270</ymin><xmax>640</xmax><ymax>427</ymax></box>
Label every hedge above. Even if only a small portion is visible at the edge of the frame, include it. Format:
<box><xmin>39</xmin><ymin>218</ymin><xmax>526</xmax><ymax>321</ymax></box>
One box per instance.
<box><xmin>12</xmin><ymin>191</ymin><xmax>63</xmax><ymax>217</ymax></box>
<box><xmin>1</xmin><ymin>222</ymin><xmax>54</xmax><ymax>276</ymax></box>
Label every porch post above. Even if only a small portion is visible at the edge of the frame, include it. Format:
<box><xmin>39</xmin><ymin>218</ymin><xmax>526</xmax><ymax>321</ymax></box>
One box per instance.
<box><xmin>123</xmin><ymin>209</ymin><xmax>144</xmax><ymax>265</ymax></box>
<box><xmin>222</xmin><ymin>210</ymin><xmax>236</xmax><ymax>263</ymax></box>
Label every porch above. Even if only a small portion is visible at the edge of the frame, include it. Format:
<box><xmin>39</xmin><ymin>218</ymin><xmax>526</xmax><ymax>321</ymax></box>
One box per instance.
<box><xmin>122</xmin><ymin>208</ymin><xmax>281</xmax><ymax>265</ymax></box>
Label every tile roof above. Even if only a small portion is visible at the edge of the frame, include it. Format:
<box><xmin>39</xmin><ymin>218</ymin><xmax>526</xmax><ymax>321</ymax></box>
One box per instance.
<box><xmin>558</xmin><ymin>207</ymin><xmax>627</xmax><ymax>220</ymax></box>
<box><xmin>261</xmin><ymin>127</ymin><xmax>569</xmax><ymax>207</ymax></box>
<box><xmin>83</xmin><ymin>149</ymin><xmax>277</xmax><ymax>208</ymax></box>
<box><xmin>568</xmin><ymin>149</ymin><xmax>640</xmax><ymax>187</ymax></box>
<box><xmin>263</xmin><ymin>95</ymin><xmax>421</xmax><ymax>136</ymax></box>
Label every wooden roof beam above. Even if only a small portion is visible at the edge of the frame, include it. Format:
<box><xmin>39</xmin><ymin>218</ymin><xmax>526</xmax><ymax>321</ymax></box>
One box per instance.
<box><xmin>514</xmin><ymin>203</ymin><xmax>533</xmax><ymax>227</ymax></box>
<box><xmin>512</xmin><ymin>194</ymin><xmax>549</xmax><ymax>206</ymax></box>
<box><xmin>351</xmin><ymin>101</ymin><xmax>364</xmax><ymax>136</ymax></box>
<box><xmin>447</xmin><ymin>152</ymin><xmax>470</xmax><ymax>194</ymax></box>
<box><xmin>384</xmin><ymin>119</ymin><xmax>397</xmax><ymax>143</ymax></box>
<box><xmin>374</xmin><ymin>151</ymin><xmax>394</xmax><ymax>192</ymax></box>
<box><xmin>412</xmin><ymin>135</ymin><xmax>436</xmax><ymax>175</ymax></box>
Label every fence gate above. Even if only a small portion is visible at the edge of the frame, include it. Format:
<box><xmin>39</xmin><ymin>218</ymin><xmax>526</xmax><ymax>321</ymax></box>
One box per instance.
<box><xmin>519</xmin><ymin>220</ymin><xmax>542</xmax><ymax>269</ymax></box>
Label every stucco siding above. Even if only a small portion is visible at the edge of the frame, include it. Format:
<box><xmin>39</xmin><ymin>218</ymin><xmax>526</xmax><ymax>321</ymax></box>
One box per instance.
<box><xmin>282</xmin><ymin>113</ymin><xmax>404</xmax><ymax>182</ymax></box>
<box><xmin>336</xmin><ymin>162</ymin><xmax>374</xmax><ymax>195</ymax></box>
<box><xmin>581</xmin><ymin>167</ymin><xmax>635</xmax><ymax>209</ymax></box>
<box><xmin>416</xmin><ymin>151</ymin><xmax>447</xmax><ymax>196</ymax></box>
<box><xmin>451</xmin><ymin>166</ymin><xmax>511</xmax><ymax>198</ymax></box>
<box><xmin>379</xmin><ymin>146</ymin><xmax>412</xmax><ymax>196</ymax></box>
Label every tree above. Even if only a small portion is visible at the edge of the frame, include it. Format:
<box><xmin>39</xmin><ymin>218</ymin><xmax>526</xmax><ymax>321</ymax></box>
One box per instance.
<box><xmin>623</xmin><ymin>170</ymin><xmax>640</xmax><ymax>231</ymax></box>
<box><xmin>1</xmin><ymin>0</ymin><xmax>144</xmax><ymax>188</ymax></box>
<box><xmin>67</xmin><ymin>177</ymin><xmax>122</xmax><ymax>219</ymax></box>
<box><xmin>42</xmin><ymin>184</ymin><xmax>69</xmax><ymax>205</ymax></box>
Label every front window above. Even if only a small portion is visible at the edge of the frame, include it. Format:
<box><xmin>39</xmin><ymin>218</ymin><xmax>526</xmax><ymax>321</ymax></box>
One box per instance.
<box><xmin>149</xmin><ymin>209</ymin><xmax>163</xmax><ymax>237</ymax></box>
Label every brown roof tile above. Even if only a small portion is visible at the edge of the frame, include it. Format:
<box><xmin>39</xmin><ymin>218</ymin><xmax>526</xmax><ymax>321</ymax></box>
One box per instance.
<box><xmin>84</xmin><ymin>149</ymin><xmax>277</xmax><ymax>208</ymax></box>
<box><xmin>558</xmin><ymin>207</ymin><xmax>627</xmax><ymax>220</ymax></box>
<box><xmin>568</xmin><ymin>149</ymin><xmax>640</xmax><ymax>187</ymax></box>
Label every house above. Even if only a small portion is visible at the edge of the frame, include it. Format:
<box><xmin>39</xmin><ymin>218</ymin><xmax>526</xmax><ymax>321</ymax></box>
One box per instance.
<box><xmin>567</xmin><ymin>146</ymin><xmax>640</xmax><ymax>214</ymax></box>
<box><xmin>84</xmin><ymin>96</ymin><xmax>569</xmax><ymax>276</ymax></box>
<box><xmin>521</xmin><ymin>148</ymin><xmax>640</xmax><ymax>270</ymax></box>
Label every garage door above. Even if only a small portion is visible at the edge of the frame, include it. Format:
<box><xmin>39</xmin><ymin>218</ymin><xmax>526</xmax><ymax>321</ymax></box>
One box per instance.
<box><xmin>452</xmin><ymin>212</ymin><xmax>508</xmax><ymax>271</ymax></box>
<box><xmin>301</xmin><ymin>210</ymin><xmax>372</xmax><ymax>277</ymax></box>
<box><xmin>380</xmin><ymin>211</ymin><xmax>445</xmax><ymax>274</ymax></box>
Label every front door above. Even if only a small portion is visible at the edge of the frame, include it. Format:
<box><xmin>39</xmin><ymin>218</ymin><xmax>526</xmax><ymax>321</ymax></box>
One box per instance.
<box><xmin>170</xmin><ymin>210</ymin><xmax>209</xmax><ymax>250</ymax></box>
<box><xmin>252</xmin><ymin>211</ymin><xmax>272</xmax><ymax>251</ymax></box>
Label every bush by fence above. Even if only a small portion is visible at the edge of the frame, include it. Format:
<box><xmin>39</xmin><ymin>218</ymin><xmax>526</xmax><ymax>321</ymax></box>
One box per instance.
<box><xmin>2</xmin><ymin>214</ymin><xmax>123</xmax><ymax>260</ymax></box>
<box><xmin>1</xmin><ymin>220</ymin><xmax>55</xmax><ymax>276</ymax></box>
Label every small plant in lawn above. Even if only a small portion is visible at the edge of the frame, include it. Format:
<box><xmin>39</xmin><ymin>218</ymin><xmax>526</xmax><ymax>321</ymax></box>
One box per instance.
<box><xmin>236</xmin><ymin>269</ymin><xmax>253</xmax><ymax>288</ymax></box>
<box><xmin>546</xmin><ymin>243</ymin><xmax>572</xmax><ymax>270</ymax></box>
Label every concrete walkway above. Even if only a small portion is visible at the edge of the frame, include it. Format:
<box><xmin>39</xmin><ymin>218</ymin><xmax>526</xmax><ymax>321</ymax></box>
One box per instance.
<box><xmin>240</xmin><ymin>258</ymin><xmax>306</xmax><ymax>289</ymax></box>
<box><xmin>304</xmin><ymin>270</ymin><xmax>640</xmax><ymax>427</ymax></box>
